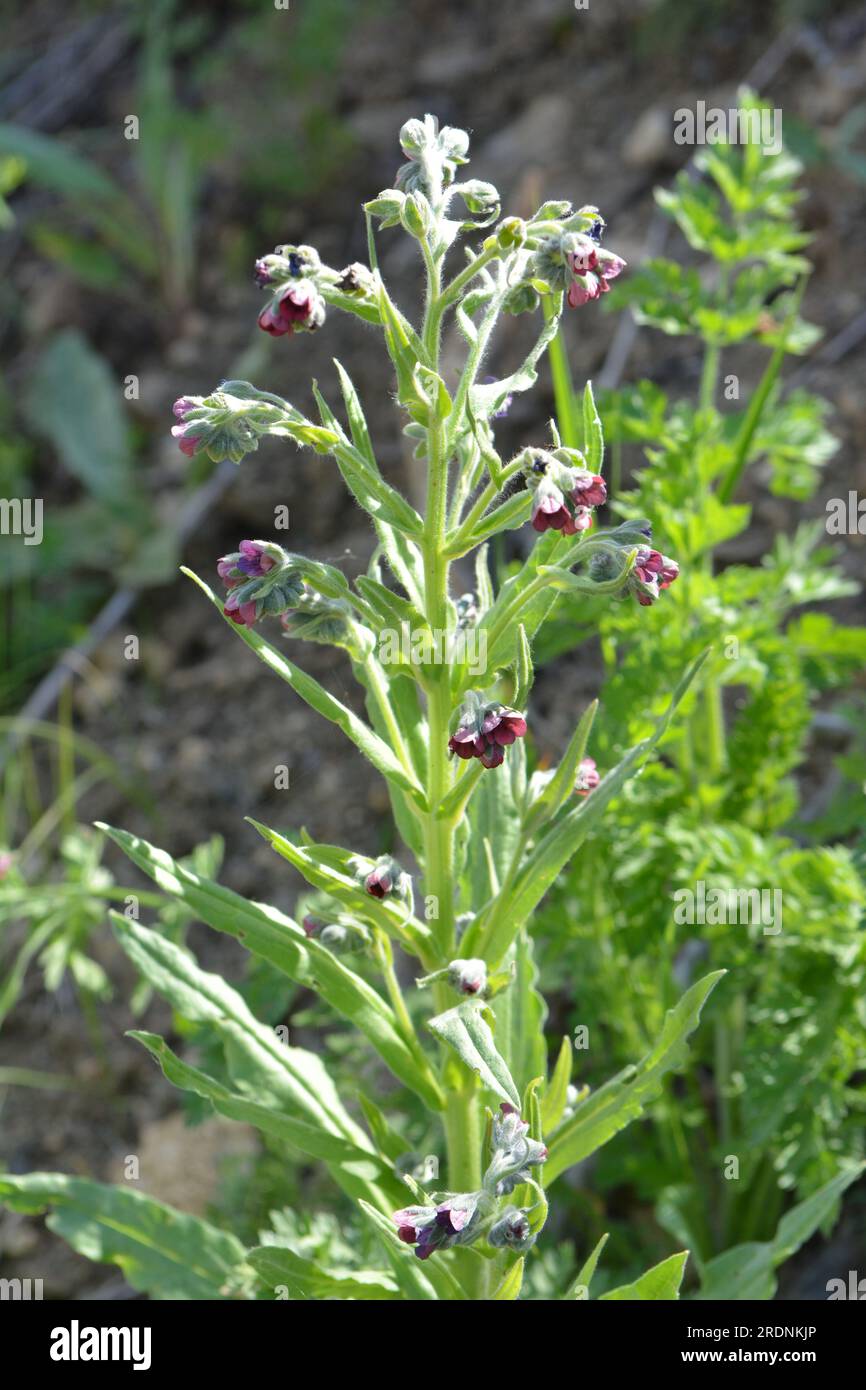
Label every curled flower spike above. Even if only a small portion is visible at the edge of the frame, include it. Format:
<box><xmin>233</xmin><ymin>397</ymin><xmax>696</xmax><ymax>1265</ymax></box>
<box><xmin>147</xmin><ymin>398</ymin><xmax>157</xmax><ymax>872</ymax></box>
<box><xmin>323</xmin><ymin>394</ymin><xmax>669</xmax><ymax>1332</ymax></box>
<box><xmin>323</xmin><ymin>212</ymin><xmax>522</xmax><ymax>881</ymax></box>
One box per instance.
<box><xmin>218</xmin><ymin>540</ymin><xmax>305</xmax><ymax>627</ymax></box>
<box><xmin>630</xmin><ymin>546</ymin><xmax>680</xmax><ymax>607</ymax></box>
<box><xmin>483</xmin><ymin>1103</ymin><xmax>548</xmax><ymax>1196</ymax></box>
<box><xmin>575</xmin><ymin>756</ymin><xmax>600</xmax><ymax>797</ymax></box>
<box><xmin>393</xmin><ymin>1192</ymin><xmax>484</xmax><ymax>1260</ymax></box>
<box><xmin>529</xmin><ymin>215</ymin><xmax>626</xmax><ymax>309</ymax></box>
<box><xmin>449</xmin><ymin>694</ymin><xmax>528</xmax><ymax>770</ymax></box>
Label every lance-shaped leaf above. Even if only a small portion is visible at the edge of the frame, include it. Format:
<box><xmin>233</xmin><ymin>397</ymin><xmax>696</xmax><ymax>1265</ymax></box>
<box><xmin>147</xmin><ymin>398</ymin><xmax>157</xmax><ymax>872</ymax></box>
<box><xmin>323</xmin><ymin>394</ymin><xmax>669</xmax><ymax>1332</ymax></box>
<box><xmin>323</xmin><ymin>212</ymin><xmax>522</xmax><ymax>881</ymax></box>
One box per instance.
<box><xmin>0</xmin><ymin>1173</ymin><xmax>248</xmax><ymax>1300</ymax></box>
<box><xmin>545</xmin><ymin>971</ymin><xmax>725</xmax><ymax>1184</ymax></box>
<box><xmin>98</xmin><ymin>825</ymin><xmax>442</xmax><ymax>1109</ymax></box>
<box><xmin>541</xmin><ymin>1037</ymin><xmax>573</xmax><ymax>1133</ymax></box>
<box><xmin>600</xmin><ymin>1251</ymin><xmax>688</xmax><ymax>1301</ymax></box>
<box><xmin>111</xmin><ymin>915</ymin><xmax>378</xmax><ymax>1160</ymax></box>
<box><xmin>581</xmin><ymin>379</ymin><xmax>604</xmax><ymax>475</ymax></box>
<box><xmin>427</xmin><ymin>1001</ymin><xmax>521</xmax><ymax>1108</ymax></box>
<box><xmin>183</xmin><ymin>568</ymin><xmax>427</xmax><ymax>809</ymax></box>
<box><xmin>247</xmin><ymin>1246</ymin><xmax>398</xmax><ymax>1301</ymax></box>
<box><xmin>492</xmin><ymin>1258</ymin><xmax>525</xmax><ymax>1300</ymax></box>
<box><xmin>313</xmin><ymin>384</ymin><xmax>424</xmax><ymax>538</ymax></box>
<box><xmin>495</xmin><ymin>927</ymin><xmax>547</xmax><ymax>1099</ymax></box>
<box><xmin>694</xmin><ymin>1165</ymin><xmax>865</xmax><ymax>1301</ymax></box>
<box><xmin>467</xmin><ymin>652</ymin><xmax>708</xmax><ymax>963</ymax></box>
<box><xmin>444</xmin><ymin>489</ymin><xmax>532</xmax><ymax>559</ymax></box>
<box><xmin>563</xmin><ymin>1232</ymin><xmax>609</xmax><ymax>1299</ymax></box>
<box><xmin>129</xmin><ymin>1030</ymin><xmax>404</xmax><ymax>1208</ymax></box>
<box><xmin>247</xmin><ymin>820</ymin><xmax>435</xmax><ymax>964</ymax></box>
<box><xmin>524</xmin><ymin>699</ymin><xmax>598</xmax><ymax>834</ymax></box>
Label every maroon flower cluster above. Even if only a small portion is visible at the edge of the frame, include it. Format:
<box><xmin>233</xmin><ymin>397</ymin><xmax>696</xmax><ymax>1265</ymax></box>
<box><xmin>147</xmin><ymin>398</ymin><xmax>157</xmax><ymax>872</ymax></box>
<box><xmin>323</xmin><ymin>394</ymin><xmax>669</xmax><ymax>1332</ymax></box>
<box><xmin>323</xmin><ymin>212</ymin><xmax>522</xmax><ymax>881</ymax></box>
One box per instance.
<box><xmin>530</xmin><ymin>467</ymin><xmax>607</xmax><ymax>536</ymax></box>
<box><xmin>449</xmin><ymin>702</ymin><xmax>528</xmax><ymax>770</ymax></box>
<box><xmin>258</xmin><ymin>283</ymin><xmax>324</xmax><ymax>338</ymax></box>
<box><xmin>565</xmin><ymin>233</ymin><xmax>626</xmax><ymax>308</ymax></box>
<box><xmin>631</xmin><ymin>546</ymin><xmax>680</xmax><ymax>606</ymax></box>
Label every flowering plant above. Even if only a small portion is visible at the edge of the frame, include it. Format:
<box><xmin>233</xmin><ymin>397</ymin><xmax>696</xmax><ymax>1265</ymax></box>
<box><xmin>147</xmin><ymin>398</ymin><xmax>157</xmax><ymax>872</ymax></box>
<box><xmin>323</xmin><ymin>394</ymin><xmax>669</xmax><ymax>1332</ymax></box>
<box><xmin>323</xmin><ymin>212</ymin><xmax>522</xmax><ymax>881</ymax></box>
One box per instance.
<box><xmin>1</xmin><ymin>116</ymin><xmax>730</xmax><ymax>1302</ymax></box>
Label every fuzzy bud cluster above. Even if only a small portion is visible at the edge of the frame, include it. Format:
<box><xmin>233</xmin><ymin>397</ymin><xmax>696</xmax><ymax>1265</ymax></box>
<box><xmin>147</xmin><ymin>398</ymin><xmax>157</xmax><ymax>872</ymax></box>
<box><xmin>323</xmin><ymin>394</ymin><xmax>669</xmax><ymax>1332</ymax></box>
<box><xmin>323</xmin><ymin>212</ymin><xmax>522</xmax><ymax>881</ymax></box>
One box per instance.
<box><xmin>217</xmin><ymin>540</ymin><xmax>305</xmax><ymax>628</ymax></box>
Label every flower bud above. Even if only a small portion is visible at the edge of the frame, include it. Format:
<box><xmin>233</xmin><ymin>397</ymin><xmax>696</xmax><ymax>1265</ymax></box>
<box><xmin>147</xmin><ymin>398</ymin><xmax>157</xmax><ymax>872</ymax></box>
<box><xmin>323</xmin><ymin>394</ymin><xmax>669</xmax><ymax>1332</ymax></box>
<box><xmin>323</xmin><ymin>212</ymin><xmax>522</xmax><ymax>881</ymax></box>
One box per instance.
<box><xmin>574</xmin><ymin>756</ymin><xmax>600</xmax><ymax>797</ymax></box>
<box><xmin>502</xmin><ymin>281</ymin><xmax>540</xmax><ymax>316</ymax></box>
<box><xmin>365</xmin><ymin>189</ymin><xmax>406</xmax><ymax>228</ymax></box>
<box><xmin>484</xmin><ymin>1103</ymin><xmax>548</xmax><ymax>1196</ymax></box>
<box><xmin>488</xmin><ymin>1206</ymin><xmax>536</xmax><ymax>1252</ymax></box>
<box><xmin>447</xmin><ymin>958</ymin><xmax>488</xmax><ymax>996</ymax></box>
<box><xmin>496</xmin><ymin>215</ymin><xmax>526</xmax><ymax>250</ymax></box>
<box><xmin>361</xmin><ymin>854</ymin><xmax>408</xmax><ymax>901</ymax></box>
<box><xmin>400</xmin><ymin>191</ymin><xmax>434</xmax><ymax>240</ymax></box>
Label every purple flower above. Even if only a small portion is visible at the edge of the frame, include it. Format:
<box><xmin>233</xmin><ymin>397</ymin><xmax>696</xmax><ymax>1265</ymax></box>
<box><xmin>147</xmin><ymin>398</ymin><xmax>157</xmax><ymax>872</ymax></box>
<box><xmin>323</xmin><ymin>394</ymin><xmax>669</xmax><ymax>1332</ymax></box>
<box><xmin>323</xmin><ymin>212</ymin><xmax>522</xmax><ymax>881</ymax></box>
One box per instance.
<box><xmin>631</xmin><ymin>547</ymin><xmax>680</xmax><ymax>606</ymax></box>
<box><xmin>0</xmin><ymin>852</ymin><xmax>12</xmax><ymax>881</ymax></box>
<box><xmin>258</xmin><ymin>283</ymin><xmax>324</xmax><ymax>338</ymax></box>
<box><xmin>449</xmin><ymin>701</ymin><xmax>528</xmax><ymax>770</ymax></box>
<box><xmin>223</xmin><ymin>591</ymin><xmax>258</xmax><ymax>627</ymax></box>
<box><xmin>393</xmin><ymin>1193</ymin><xmax>483</xmax><ymax>1261</ymax></box>
<box><xmin>567</xmin><ymin>249</ymin><xmax>626</xmax><ymax>309</ymax></box>
<box><xmin>571</xmin><ymin>469</ymin><xmax>607</xmax><ymax>509</ymax></box>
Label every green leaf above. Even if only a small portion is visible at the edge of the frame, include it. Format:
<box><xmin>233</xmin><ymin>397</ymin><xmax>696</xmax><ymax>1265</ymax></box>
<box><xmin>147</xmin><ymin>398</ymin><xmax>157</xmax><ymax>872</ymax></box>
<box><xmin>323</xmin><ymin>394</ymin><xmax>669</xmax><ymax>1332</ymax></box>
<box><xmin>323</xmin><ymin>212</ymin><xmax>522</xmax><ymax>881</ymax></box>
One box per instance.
<box><xmin>98</xmin><ymin>826</ymin><xmax>441</xmax><ymax>1109</ymax></box>
<box><xmin>581</xmin><ymin>380</ymin><xmax>604</xmax><ymax>474</ymax></box>
<box><xmin>495</xmin><ymin>927</ymin><xmax>547</xmax><ymax>1098</ymax></box>
<box><xmin>25</xmin><ymin>330</ymin><xmax>133</xmax><ymax>507</ymax></box>
<box><xmin>0</xmin><ymin>1173</ymin><xmax>247</xmax><ymax>1300</ymax></box>
<box><xmin>110</xmin><ymin>914</ymin><xmax>395</xmax><ymax>1213</ymax></box>
<box><xmin>541</xmin><ymin>1037</ymin><xmax>573</xmax><ymax>1133</ymax></box>
<box><xmin>546</xmin><ymin>971</ymin><xmax>725</xmax><ymax>1183</ymax></box>
<box><xmin>492</xmin><ymin>1257</ymin><xmax>525</xmax><ymax>1300</ymax></box>
<box><xmin>600</xmin><ymin>1250</ymin><xmax>688</xmax><ymax>1301</ymax></box>
<box><xmin>129</xmin><ymin>1031</ymin><xmax>400</xmax><ymax>1200</ymax></box>
<box><xmin>427</xmin><ymin>1001</ymin><xmax>521</xmax><ymax>1107</ymax></box>
<box><xmin>564</xmin><ymin>1232</ymin><xmax>609</xmax><ymax>1299</ymax></box>
<box><xmin>248</xmin><ymin>1245</ymin><xmax>397</xmax><ymax>1300</ymax></box>
<box><xmin>183</xmin><ymin>568</ymin><xmax>426</xmax><ymax>807</ymax></box>
<box><xmin>470</xmin><ymin>653</ymin><xmax>708</xmax><ymax>963</ymax></box>
<box><xmin>246</xmin><ymin>820</ymin><xmax>435</xmax><ymax>964</ymax></box>
<box><xmin>525</xmin><ymin>699</ymin><xmax>598</xmax><ymax>833</ymax></box>
<box><xmin>695</xmin><ymin>1165</ymin><xmax>865</xmax><ymax>1301</ymax></box>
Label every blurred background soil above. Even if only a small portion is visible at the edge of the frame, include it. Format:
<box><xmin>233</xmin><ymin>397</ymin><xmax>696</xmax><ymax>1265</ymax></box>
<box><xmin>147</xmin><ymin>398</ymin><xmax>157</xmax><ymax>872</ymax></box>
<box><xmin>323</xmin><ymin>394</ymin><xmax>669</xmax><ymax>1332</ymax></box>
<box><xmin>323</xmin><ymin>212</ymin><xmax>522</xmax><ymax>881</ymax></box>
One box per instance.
<box><xmin>1</xmin><ymin>0</ymin><xmax>865</xmax><ymax>1295</ymax></box>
